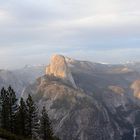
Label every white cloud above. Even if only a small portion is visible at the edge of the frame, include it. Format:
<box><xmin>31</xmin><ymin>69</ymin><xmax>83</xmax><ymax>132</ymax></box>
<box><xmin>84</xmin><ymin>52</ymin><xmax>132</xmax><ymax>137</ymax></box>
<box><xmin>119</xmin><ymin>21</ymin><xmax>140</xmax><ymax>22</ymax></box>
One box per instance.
<box><xmin>0</xmin><ymin>9</ymin><xmax>14</xmax><ymax>24</ymax></box>
<box><xmin>0</xmin><ymin>0</ymin><xmax>140</xmax><ymax>68</ymax></box>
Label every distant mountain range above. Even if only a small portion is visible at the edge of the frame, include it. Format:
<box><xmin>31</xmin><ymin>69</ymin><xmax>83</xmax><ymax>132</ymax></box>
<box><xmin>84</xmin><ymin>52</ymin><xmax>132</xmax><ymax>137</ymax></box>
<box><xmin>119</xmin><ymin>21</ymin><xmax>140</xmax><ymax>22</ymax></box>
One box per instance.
<box><xmin>0</xmin><ymin>65</ymin><xmax>45</xmax><ymax>97</ymax></box>
<box><xmin>1</xmin><ymin>55</ymin><xmax>140</xmax><ymax>139</ymax></box>
<box><xmin>21</xmin><ymin>54</ymin><xmax>140</xmax><ymax>140</ymax></box>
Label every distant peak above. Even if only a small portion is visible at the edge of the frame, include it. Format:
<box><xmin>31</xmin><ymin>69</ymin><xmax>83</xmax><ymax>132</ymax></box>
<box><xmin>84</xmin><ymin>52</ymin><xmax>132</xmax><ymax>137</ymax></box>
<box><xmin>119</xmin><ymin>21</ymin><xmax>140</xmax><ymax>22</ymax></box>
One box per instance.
<box><xmin>46</xmin><ymin>54</ymin><xmax>77</xmax><ymax>88</ymax></box>
<box><xmin>51</xmin><ymin>54</ymin><xmax>65</xmax><ymax>60</ymax></box>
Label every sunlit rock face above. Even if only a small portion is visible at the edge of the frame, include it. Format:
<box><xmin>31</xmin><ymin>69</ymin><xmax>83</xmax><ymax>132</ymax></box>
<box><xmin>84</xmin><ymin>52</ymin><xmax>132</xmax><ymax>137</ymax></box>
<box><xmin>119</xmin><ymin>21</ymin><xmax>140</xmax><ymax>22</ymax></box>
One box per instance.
<box><xmin>108</xmin><ymin>86</ymin><xmax>125</xmax><ymax>96</ymax></box>
<box><xmin>23</xmin><ymin>55</ymin><xmax>140</xmax><ymax>140</ymax></box>
<box><xmin>46</xmin><ymin>54</ymin><xmax>77</xmax><ymax>88</ymax></box>
<box><xmin>131</xmin><ymin>80</ymin><xmax>140</xmax><ymax>99</ymax></box>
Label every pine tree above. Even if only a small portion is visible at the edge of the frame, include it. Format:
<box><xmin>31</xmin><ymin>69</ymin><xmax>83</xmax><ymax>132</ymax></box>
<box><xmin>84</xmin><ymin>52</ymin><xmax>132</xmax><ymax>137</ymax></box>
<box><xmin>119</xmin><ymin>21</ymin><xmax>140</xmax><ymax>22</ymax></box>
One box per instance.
<box><xmin>7</xmin><ymin>86</ymin><xmax>18</xmax><ymax>133</ymax></box>
<box><xmin>16</xmin><ymin>97</ymin><xmax>28</xmax><ymax>137</ymax></box>
<box><xmin>26</xmin><ymin>94</ymin><xmax>39</xmax><ymax>139</ymax></box>
<box><xmin>0</xmin><ymin>87</ymin><xmax>10</xmax><ymax>130</ymax></box>
<box><xmin>40</xmin><ymin>106</ymin><xmax>54</xmax><ymax>140</ymax></box>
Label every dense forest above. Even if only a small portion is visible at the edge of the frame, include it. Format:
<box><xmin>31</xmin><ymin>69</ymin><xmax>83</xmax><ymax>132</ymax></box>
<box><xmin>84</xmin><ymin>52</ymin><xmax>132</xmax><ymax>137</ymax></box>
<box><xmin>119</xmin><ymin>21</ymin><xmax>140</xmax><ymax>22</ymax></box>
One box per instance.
<box><xmin>0</xmin><ymin>86</ymin><xmax>59</xmax><ymax>140</ymax></box>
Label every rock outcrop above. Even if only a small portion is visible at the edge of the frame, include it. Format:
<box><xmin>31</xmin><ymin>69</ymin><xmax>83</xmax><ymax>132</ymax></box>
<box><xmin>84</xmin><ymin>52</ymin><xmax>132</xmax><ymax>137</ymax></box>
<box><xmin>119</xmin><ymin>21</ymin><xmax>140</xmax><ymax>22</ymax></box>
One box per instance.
<box><xmin>46</xmin><ymin>54</ymin><xmax>77</xmax><ymax>88</ymax></box>
<box><xmin>108</xmin><ymin>86</ymin><xmax>125</xmax><ymax>95</ymax></box>
<box><xmin>23</xmin><ymin>55</ymin><xmax>140</xmax><ymax>140</ymax></box>
<box><xmin>131</xmin><ymin>80</ymin><xmax>140</xmax><ymax>99</ymax></box>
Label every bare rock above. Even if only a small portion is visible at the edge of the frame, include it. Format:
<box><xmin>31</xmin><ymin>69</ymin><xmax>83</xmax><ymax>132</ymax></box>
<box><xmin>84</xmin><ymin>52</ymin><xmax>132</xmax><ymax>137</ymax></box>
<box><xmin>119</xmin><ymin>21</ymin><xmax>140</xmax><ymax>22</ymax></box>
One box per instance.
<box><xmin>46</xmin><ymin>54</ymin><xmax>77</xmax><ymax>88</ymax></box>
<box><xmin>131</xmin><ymin>80</ymin><xmax>140</xmax><ymax>99</ymax></box>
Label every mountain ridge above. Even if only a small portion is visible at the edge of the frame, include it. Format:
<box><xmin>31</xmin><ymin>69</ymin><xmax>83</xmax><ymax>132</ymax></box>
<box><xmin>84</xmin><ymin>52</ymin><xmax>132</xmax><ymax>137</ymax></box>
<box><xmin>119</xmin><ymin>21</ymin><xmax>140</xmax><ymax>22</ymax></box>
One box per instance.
<box><xmin>22</xmin><ymin>54</ymin><xmax>140</xmax><ymax>140</ymax></box>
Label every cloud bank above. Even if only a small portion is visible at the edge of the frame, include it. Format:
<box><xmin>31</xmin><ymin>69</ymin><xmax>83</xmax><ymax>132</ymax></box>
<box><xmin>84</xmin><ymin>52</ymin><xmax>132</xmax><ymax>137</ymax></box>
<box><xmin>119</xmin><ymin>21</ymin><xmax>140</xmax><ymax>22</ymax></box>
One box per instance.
<box><xmin>0</xmin><ymin>0</ymin><xmax>140</xmax><ymax>68</ymax></box>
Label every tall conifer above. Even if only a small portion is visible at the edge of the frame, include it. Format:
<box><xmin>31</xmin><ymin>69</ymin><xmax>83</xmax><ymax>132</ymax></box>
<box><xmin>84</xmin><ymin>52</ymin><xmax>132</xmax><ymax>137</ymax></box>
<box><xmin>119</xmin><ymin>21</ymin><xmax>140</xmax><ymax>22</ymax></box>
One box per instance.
<box><xmin>7</xmin><ymin>86</ymin><xmax>18</xmax><ymax>133</ymax></box>
<box><xmin>16</xmin><ymin>97</ymin><xmax>28</xmax><ymax>136</ymax></box>
<box><xmin>0</xmin><ymin>87</ymin><xmax>10</xmax><ymax>130</ymax></box>
<box><xmin>40</xmin><ymin>106</ymin><xmax>54</xmax><ymax>140</ymax></box>
<box><xmin>26</xmin><ymin>94</ymin><xmax>39</xmax><ymax>139</ymax></box>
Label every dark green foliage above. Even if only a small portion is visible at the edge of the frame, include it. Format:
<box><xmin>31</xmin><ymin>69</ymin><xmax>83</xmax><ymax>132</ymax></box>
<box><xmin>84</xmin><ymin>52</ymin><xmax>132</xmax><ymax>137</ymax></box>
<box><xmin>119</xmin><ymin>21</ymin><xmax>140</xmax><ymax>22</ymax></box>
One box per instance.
<box><xmin>0</xmin><ymin>87</ymin><xmax>10</xmax><ymax>130</ymax></box>
<box><xmin>53</xmin><ymin>137</ymin><xmax>60</xmax><ymax>140</ymax></box>
<box><xmin>16</xmin><ymin>97</ymin><xmax>28</xmax><ymax>136</ymax></box>
<box><xmin>0</xmin><ymin>87</ymin><xmax>60</xmax><ymax>140</ymax></box>
<box><xmin>0</xmin><ymin>86</ymin><xmax>18</xmax><ymax>133</ymax></box>
<box><xmin>0</xmin><ymin>128</ymin><xmax>35</xmax><ymax>140</ymax></box>
<box><xmin>26</xmin><ymin>94</ymin><xmax>39</xmax><ymax>139</ymax></box>
<box><xmin>40</xmin><ymin>106</ymin><xmax>53</xmax><ymax>140</ymax></box>
<box><xmin>7</xmin><ymin>86</ymin><xmax>18</xmax><ymax>133</ymax></box>
<box><xmin>40</xmin><ymin>106</ymin><xmax>60</xmax><ymax>140</ymax></box>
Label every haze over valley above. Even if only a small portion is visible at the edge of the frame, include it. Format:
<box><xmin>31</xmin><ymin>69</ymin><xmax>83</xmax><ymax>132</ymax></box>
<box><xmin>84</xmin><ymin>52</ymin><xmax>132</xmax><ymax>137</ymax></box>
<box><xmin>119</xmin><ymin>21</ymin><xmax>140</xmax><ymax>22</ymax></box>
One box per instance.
<box><xmin>0</xmin><ymin>54</ymin><xmax>140</xmax><ymax>139</ymax></box>
<box><xmin>0</xmin><ymin>0</ymin><xmax>140</xmax><ymax>140</ymax></box>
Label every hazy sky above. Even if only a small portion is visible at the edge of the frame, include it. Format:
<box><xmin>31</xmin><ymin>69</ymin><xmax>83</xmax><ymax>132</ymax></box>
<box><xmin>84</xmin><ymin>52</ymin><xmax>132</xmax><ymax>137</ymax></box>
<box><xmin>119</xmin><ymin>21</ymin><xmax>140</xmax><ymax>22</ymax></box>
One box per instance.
<box><xmin>0</xmin><ymin>0</ymin><xmax>140</xmax><ymax>69</ymax></box>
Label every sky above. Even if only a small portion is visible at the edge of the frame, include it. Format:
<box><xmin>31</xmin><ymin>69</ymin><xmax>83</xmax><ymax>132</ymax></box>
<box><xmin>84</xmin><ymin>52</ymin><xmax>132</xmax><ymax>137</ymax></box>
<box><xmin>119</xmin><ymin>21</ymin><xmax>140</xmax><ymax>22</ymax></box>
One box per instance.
<box><xmin>0</xmin><ymin>0</ymin><xmax>140</xmax><ymax>69</ymax></box>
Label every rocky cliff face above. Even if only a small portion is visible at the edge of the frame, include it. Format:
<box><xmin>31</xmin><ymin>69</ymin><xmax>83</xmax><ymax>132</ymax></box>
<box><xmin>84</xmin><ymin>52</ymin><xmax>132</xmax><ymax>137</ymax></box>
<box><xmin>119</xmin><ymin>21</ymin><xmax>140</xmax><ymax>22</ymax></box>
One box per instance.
<box><xmin>24</xmin><ymin>76</ymin><xmax>124</xmax><ymax>140</ymax></box>
<box><xmin>131</xmin><ymin>80</ymin><xmax>140</xmax><ymax>99</ymax></box>
<box><xmin>23</xmin><ymin>55</ymin><xmax>140</xmax><ymax>140</ymax></box>
<box><xmin>46</xmin><ymin>54</ymin><xmax>77</xmax><ymax>88</ymax></box>
<box><xmin>0</xmin><ymin>65</ymin><xmax>45</xmax><ymax>97</ymax></box>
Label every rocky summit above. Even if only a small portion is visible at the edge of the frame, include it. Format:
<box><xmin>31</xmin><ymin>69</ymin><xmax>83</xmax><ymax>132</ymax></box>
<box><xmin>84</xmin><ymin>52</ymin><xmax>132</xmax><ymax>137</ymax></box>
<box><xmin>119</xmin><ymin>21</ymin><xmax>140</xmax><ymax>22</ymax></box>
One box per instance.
<box><xmin>23</xmin><ymin>54</ymin><xmax>140</xmax><ymax>140</ymax></box>
<box><xmin>46</xmin><ymin>54</ymin><xmax>77</xmax><ymax>88</ymax></box>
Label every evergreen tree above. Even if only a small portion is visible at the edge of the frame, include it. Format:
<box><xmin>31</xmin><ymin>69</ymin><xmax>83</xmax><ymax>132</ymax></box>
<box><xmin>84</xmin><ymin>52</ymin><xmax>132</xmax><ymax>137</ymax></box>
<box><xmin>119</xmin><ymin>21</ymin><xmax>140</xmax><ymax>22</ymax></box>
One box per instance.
<box><xmin>7</xmin><ymin>86</ymin><xmax>18</xmax><ymax>133</ymax></box>
<box><xmin>16</xmin><ymin>97</ymin><xmax>28</xmax><ymax>137</ymax></box>
<box><xmin>0</xmin><ymin>87</ymin><xmax>10</xmax><ymax>130</ymax></box>
<box><xmin>0</xmin><ymin>86</ymin><xmax>18</xmax><ymax>133</ymax></box>
<box><xmin>0</xmin><ymin>87</ymin><xmax>60</xmax><ymax>140</ymax></box>
<box><xmin>40</xmin><ymin>106</ymin><xmax>54</xmax><ymax>140</ymax></box>
<box><xmin>26</xmin><ymin>94</ymin><xmax>39</xmax><ymax>139</ymax></box>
